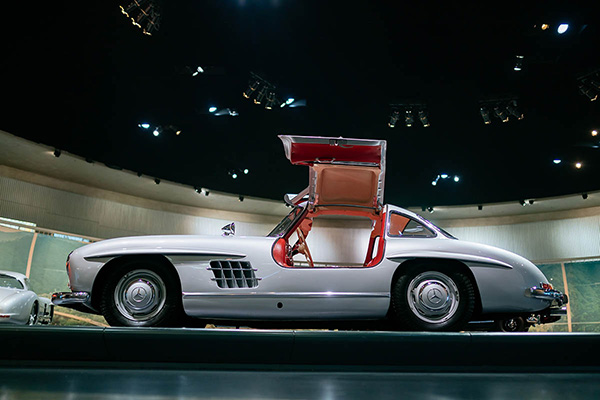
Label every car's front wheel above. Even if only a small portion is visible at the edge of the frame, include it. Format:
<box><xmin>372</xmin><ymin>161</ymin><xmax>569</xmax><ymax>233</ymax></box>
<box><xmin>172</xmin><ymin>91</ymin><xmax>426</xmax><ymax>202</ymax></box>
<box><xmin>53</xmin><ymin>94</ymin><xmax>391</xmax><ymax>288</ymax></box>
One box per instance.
<box><xmin>391</xmin><ymin>264</ymin><xmax>475</xmax><ymax>331</ymax></box>
<box><xmin>100</xmin><ymin>260</ymin><xmax>182</xmax><ymax>327</ymax></box>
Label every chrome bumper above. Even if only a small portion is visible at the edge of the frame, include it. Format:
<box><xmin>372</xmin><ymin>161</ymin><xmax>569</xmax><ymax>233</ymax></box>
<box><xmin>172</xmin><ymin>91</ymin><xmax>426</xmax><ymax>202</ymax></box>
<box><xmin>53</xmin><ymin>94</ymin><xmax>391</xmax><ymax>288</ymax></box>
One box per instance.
<box><xmin>52</xmin><ymin>291</ymin><xmax>90</xmax><ymax>306</ymax></box>
<box><xmin>528</xmin><ymin>285</ymin><xmax>568</xmax><ymax>306</ymax></box>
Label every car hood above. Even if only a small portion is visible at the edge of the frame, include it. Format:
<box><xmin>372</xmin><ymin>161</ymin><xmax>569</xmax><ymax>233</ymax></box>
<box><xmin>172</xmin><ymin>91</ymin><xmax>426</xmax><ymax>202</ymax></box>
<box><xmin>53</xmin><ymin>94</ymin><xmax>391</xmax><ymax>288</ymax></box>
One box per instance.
<box><xmin>71</xmin><ymin>234</ymin><xmax>272</xmax><ymax>260</ymax></box>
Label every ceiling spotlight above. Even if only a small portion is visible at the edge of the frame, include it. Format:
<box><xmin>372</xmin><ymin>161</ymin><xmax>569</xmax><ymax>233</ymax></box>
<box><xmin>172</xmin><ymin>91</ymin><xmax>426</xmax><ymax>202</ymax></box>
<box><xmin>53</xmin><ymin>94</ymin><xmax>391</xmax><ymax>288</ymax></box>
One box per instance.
<box><xmin>388</xmin><ymin>110</ymin><xmax>400</xmax><ymax>128</ymax></box>
<box><xmin>541</xmin><ymin>24</ymin><xmax>549</xmax><ymax>30</ymax></box>
<box><xmin>243</xmin><ymin>80</ymin><xmax>260</xmax><ymax>98</ymax></box>
<box><xmin>421</xmin><ymin>206</ymin><xmax>427</xmax><ymax>212</ymax></box>
<box><xmin>582</xmin><ymin>193</ymin><xmax>588</xmax><ymax>200</ymax></box>
<box><xmin>192</xmin><ymin>66</ymin><xmax>204</xmax><ymax>76</ymax></box>
<box><xmin>418</xmin><ymin>110</ymin><xmax>430</xmax><ymax>127</ymax></box>
<box><xmin>405</xmin><ymin>110</ymin><xmax>414</xmax><ymax>127</ymax></box>
<box><xmin>243</xmin><ymin>168</ymin><xmax>249</xmax><ymax>174</ymax></box>
<box><xmin>138</xmin><ymin>123</ymin><xmax>150</xmax><ymax>129</ymax></box>
<box><xmin>175</xmin><ymin>130</ymin><xmax>181</xmax><ymax>136</ymax></box>
<box><xmin>506</xmin><ymin>100</ymin><xmax>524</xmax><ymax>120</ymax></box>
<box><xmin>53</xmin><ymin>149</ymin><xmax>61</xmax><ymax>158</ymax></box>
<box><xmin>528</xmin><ymin>199</ymin><xmax>535</xmax><ymax>205</ymax></box>
<box><xmin>440</xmin><ymin>173</ymin><xmax>448</xmax><ymax>179</ymax></box>
<box><xmin>194</xmin><ymin>187</ymin><xmax>201</xmax><ymax>193</ymax></box>
<box><xmin>119</xmin><ymin>0</ymin><xmax>162</xmax><ymax>36</ymax></box>
<box><xmin>209</xmin><ymin>106</ymin><xmax>217</xmax><ymax>113</ymax></box>
<box><xmin>427</xmin><ymin>206</ymin><xmax>434</xmax><ymax>213</ymax></box>
<box><xmin>592</xmin><ymin>130</ymin><xmax>598</xmax><ymax>137</ymax></box>
<box><xmin>254</xmin><ymin>87</ymin><xmax>268</xmax><ymax>104</ymax></box>
<box><xmin>494</xmin><ymin>106</ymin><xmax>509</xmax><ymax>122</ymax></box>
<box><xmin>265</xmin><ymin>92</ymin><xmax>277</xmax><ymax>110</ymax></box>
<box><xmin>454</xmin><ymin>176</ymin><xmax>460</xmax><ymax>182</ymax></box>
<box><xmin>431</xmin><ymin>180</ymin><xmax>437</xmax><ymax>186</ymax></box>
<box><xmin>578</xmin><ymin>83</ymin><xmax>598</xmax><ymax>101</ymax></box>
<box><xmin>557</xmin><ymin>24</ymin><xmax>569</xmax><ymax>34</ymax></box>
<box><xmin>480</xmin><ymin>107</ymin><xmax>491</xmax><ymax>124</ymax></box>
<box><xmin>286</xmin><ymin>98</ymin><xmax>295</xmax><ymax>105</ymax></box>
<box><xmin>229</xmin><ymin>109</ymin><xmax>239</xmax><ymax>116</ymax></box>
<box><xmin>239</xmin><ymin>195</ymin><xmax>244</xmax><ymax>202</ymax></box>
<box><xmin>478</xmin><ymin>205</ymin><xmax>483</xmax><ymax>211</ymax></box>
<box><xmin>514</xmin><ymin>55</ymin><xmax>524</xmax><ymax>71</ymax></box>
<box><xmin>553</xmin><ymin>159</ymin><xmax>562</xmax><ymax>164</ymax></box>
<box><xmin>519</xmin><ymin>200</ymin><xmax>526</xmax><ymax>206</ymax></box>
<box><xmin>154</xmin><ymin>178</ymin><xmax>160</xmax><ymax>185</ymax></box>
<box><xmin>575</xmin><ymin>162</ymin><xmax>582</xmax><ymax>169</ymax></box>
<box><xmin>232</xmin><ymin>173</ymin><xmax>238</xmax><ymax>179</ymax></box>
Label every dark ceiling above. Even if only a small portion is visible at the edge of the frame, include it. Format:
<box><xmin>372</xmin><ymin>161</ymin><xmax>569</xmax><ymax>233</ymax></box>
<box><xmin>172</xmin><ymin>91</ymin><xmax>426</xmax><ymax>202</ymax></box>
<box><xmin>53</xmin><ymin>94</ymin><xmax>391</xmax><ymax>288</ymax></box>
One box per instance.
<box><xmin>2</xmin><ymin>1</ymin><xmax>600</xmax><ymax>208</ymax></box>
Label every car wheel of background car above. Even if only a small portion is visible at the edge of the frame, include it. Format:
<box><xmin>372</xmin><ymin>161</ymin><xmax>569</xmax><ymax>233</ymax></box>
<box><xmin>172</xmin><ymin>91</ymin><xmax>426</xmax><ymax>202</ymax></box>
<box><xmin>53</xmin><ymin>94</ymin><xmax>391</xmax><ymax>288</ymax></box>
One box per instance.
<box><xmin>391</xmin><ymin>264</ymin><xmax>475</xmax><ymax>331</ymax></box>
<box><xmin>100</xmin><ymin>260</ymin><xmax>182</xmax><ymax>327</ymax></box>
<box><xmin>494</xmin><ymin>317</ymin><xmax>529</xmax><ymax>332</ymax></box>
<box><xmin>27</xmin><ymin>302</ymin><xmax>38</xmax><ymax>325</ymax></box>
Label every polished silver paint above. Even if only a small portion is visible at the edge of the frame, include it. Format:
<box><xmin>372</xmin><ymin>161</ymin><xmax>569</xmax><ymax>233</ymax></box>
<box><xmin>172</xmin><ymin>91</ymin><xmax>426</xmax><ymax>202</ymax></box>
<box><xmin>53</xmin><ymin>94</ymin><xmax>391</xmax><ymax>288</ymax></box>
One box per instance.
<box><xmin>54</xmin><ymin>203</ymin><xmax>558</xmax><ymax>323</ymax></box>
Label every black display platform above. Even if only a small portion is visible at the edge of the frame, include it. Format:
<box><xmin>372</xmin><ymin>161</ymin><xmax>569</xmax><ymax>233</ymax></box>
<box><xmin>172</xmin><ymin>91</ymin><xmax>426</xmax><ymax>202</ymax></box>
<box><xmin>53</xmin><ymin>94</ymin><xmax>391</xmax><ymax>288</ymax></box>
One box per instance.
<box><xmin>1</xmin><ymin>326</ymin><xmax>598</xmax><ymax>372</ymax></box>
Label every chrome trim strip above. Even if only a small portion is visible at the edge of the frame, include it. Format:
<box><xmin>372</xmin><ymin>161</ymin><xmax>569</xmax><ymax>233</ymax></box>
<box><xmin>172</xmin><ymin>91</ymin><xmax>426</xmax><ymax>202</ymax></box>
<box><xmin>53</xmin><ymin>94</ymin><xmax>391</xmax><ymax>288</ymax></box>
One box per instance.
<box><xmin>182</xmin><ymin>291</ymin><xmax>390</xmax><ymax>299</ymax></box>
<box><xmin>85</xmin><ymin>252</ymin><xmax>246</xmax><ymax>262</ymax></box>
<box><xmin>388</xmin><ymin>253</ymin><xmax>513</xmax><ymax>269</ymax></box>
<box><xmin>51</xmin><ymin>291</ymin><xmax>90</xmax><ymax>305</ymax></box>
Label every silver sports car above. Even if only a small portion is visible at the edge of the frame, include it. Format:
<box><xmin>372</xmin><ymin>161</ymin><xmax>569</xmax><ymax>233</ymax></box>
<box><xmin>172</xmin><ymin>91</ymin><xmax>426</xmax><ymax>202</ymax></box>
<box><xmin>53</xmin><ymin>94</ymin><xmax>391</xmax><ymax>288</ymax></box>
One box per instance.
<box><xmin>52</xmin><ymin>135</ymin><xmax>567</xmax><ymax>331</ymax></box>
<box><xmin>1</xmin><ymin>270</ymin><xmax>54</xmax><ymax>325</ymax></box>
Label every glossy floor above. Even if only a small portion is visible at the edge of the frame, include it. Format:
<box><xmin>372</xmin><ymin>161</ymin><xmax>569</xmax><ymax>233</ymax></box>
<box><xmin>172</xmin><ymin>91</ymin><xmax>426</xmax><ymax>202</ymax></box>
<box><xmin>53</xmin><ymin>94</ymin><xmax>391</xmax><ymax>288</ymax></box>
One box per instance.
<box><xmin>1</xmin><ymin>368</ymin><xmax>599</xmax><ymax>399</ymax></box>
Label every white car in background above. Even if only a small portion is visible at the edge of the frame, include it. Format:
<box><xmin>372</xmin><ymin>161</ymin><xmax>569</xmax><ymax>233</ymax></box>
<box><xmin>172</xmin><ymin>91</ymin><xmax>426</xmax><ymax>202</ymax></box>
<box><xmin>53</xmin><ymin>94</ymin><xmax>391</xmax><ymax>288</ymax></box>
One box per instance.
<box><xmin>0</xmin><ymin>270</ymin><xmax>54</xmax><ymax>325</ymax></box>
<box><xmin>52</xmin><ymin>135</ymin><xmax>567</xmax><ymax>332</ymax></box>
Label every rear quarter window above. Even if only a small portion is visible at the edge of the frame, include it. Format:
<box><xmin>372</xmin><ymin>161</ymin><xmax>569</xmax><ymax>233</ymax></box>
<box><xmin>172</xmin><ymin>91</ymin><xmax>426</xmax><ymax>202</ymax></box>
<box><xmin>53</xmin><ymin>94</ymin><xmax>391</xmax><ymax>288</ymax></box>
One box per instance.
<box><xmin>388</xmin><ymin>213</ymin><xmax>436</xmax><ymax>238</ymax></box>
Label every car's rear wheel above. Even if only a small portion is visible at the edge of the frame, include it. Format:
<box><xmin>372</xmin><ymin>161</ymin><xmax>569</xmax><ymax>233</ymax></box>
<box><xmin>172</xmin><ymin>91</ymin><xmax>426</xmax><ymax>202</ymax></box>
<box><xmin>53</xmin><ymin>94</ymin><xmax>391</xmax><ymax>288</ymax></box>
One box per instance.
<box><xmin>100</xmin><ymin>260</ymin><xmax>182</xmax><ymax>327</ymax></box>
<box><xmin>391</xmin><ymin>264</ymin><xmax>475</xmax><ymax>331</ymax></box>
<box><xmin>27</xmin><ymin>302</ymin><xmax>38</xmax><ymax>325</ymax></box>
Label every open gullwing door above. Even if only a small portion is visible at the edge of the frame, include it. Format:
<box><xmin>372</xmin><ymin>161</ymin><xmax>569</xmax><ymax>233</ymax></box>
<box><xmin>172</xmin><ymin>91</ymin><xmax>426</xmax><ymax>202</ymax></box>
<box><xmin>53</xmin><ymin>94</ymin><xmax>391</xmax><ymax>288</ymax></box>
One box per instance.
<box><xmin>279</xmin><ymin>135</ymin><xmax>386</xmax><ymax>211</ymax></box>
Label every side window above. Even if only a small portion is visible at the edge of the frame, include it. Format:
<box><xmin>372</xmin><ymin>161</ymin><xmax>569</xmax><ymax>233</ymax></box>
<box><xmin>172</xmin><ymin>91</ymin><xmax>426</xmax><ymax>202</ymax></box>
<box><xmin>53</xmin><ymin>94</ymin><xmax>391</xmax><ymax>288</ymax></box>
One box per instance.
<box><xmin>388</xmin><ymin>213</ymin><xmax>436</xmax><ymax>238</ymax></box>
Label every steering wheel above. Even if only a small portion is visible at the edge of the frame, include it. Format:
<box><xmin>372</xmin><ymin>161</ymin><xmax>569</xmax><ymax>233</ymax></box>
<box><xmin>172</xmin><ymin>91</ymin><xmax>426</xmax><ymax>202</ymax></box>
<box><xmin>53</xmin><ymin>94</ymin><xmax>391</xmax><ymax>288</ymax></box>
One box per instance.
<box><xmin>293</xmin><ymin>228</ymin><xmax>314</xmax><ymax>267</ymax></box>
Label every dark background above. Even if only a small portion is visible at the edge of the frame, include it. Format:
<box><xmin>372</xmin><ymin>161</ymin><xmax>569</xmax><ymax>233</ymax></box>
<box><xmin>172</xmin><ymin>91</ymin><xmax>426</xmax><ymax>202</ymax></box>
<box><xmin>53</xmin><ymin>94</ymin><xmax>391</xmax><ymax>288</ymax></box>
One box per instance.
<box><xmin>1</xmin><ymin>1</ymin><xmax>599</xmax><ymax>207</ymax></box>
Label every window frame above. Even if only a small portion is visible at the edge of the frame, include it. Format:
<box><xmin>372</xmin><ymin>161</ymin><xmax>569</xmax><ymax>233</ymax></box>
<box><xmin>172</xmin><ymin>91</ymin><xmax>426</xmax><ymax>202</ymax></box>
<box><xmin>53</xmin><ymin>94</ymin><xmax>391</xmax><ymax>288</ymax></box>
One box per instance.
<box><xmin>387</xmin><ymin>211</ymin><xmax>438</xmax><ymax>239</ymax></box>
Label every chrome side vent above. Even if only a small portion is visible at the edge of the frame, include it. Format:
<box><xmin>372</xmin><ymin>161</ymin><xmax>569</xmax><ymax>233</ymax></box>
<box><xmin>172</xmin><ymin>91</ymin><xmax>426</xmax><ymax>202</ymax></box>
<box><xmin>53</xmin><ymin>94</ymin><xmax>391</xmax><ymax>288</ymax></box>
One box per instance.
<box><xmin>208</xmin><ymin>261</ymin><xmax>259</xmax><ymax>289</ymax></box>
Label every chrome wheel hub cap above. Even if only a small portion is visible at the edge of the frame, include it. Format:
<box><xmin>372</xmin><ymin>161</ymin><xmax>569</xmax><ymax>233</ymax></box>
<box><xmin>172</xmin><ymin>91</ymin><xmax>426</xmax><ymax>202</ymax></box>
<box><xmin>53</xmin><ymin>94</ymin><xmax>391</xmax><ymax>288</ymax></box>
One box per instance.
<box><xmin>114</xmin><ymin>269</ymin><xmax>166</xmax><ymax>322</ymax></box>
<box><xmin>407</xmin><ymin>271</ymin><xmax>460</xmax><ymax>324</ymax></box>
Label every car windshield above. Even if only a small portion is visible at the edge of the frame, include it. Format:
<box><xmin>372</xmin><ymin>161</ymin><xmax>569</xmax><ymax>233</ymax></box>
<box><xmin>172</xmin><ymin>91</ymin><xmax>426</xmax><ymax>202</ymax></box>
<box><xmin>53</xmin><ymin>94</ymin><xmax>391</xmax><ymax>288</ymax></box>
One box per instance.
<box><xmin>267</xmin><ymin>206</ymin><xmax>305</xmax><ymax>237</ymax></box>
<box><xmin>0</xmin><ymin>274</ymin><xmax>24</xmax><ymax>289</ymax></box>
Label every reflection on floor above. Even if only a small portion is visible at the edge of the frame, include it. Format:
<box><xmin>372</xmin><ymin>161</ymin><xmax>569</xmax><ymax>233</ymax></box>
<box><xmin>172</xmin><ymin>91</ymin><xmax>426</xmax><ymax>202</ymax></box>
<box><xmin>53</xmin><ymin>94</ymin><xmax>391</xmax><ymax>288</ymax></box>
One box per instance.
<box><xmin>1</xmin><ymin>368</ymin><xmax>599</xmax><ymax>400</ymax></box>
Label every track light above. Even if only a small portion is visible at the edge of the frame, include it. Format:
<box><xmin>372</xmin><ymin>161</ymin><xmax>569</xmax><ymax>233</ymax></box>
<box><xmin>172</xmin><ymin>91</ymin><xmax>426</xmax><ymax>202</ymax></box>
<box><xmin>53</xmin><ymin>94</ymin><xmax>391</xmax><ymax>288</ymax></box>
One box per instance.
<box><xmin>480</xmin><ymin>107</ymin><xmax>491</xmax><ymax>124</ymax></box>
<box><xmin>514</xmin><ymin>55</ymin><xmax>524</xmax><ymax>71</ymax></box>
<box><xmin>119</xmin><ymin>1</ymin><xmax>161</xmax><ymax>36</ymax></box>
<box><xmin>239</xmin><ymin>195</ymin><xmax>244</xmax><ymax>202</ymax></box>
<box><xmin>265</xmin><ymin>92</ymin><xmax>277</xmax><ymax>110</ymax></box>
<box><xmin>519</xmin><ymin>200</ymin><xmax>526</xmax><ymax>206</ymax></box>
<box><xmin>254</xmin><ymin>87</ymin><xmax>268</xmax><ymax>104</ymax></box>
<box><xmin>506</xmin><ymin>100</ymin><xmax>524</xmax><ymax>120</ymax></box>
<box><xmin>405</xmin><ymin>110</ymin><xmax>414</xmax><ymax>127</ymax></box>
<box><xmin>243</xmin><ymin>80</ymin><xmax>260</xmax><ymax>98</ymax></box>
<box><xmin>582</xmin><ymin>193</ymin><xmax>588</xmax><ymax>200</ymax></box>
<box><xmin>388</xmin><ymin>110</ymin><xmax>400</xmax><ymax>128</ymax></box>
<box><xmin>418</xmin><ymin>110</ymin><xmax>430</xmax><ymax>127</ymax></box>
<box><xmin>528</xmin><ymin>199</ymin><xmax>535</xmax><ymax>205</ymax></box>
<box><xmin>494</xmin><ymin>106</ymin><xmax>509</xmax><ymax>122</ymax></box>
<box><xmin>592</xmin><ymin>130</ymin><xmax>598</xmax><ymax>136</ymax></box>
<box><xmin>427</xmin><ymin>206</ymin><xmax>434</xmax><ymax>213</ymax></box>
<box><xmin>575</xmin><ymin>162</ymin><xmax>582</xmax><ymax>169</ymax></box>
<box><xmin>53</xmin><ymin>149</ymin><xmax>61</xmax><ymax>158</ymax></box>
<box><xmin>478</xmin><ymin>205</ymin><xmax>483</xmax><ymax>211</ymax></box>
<box><xmin>421</xmin><ymin>206</ymin><xmax>426</xmax><ymax>212</ymax></box>
<box><xmin>154</xmin><ymin>178</ymin><xmax>160</xmax><ymax>185</ymax></box>
<box><xmin>579</xmin><ymin>83</ymin><xmax>598</xmax><ymax>101</ymax></box>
